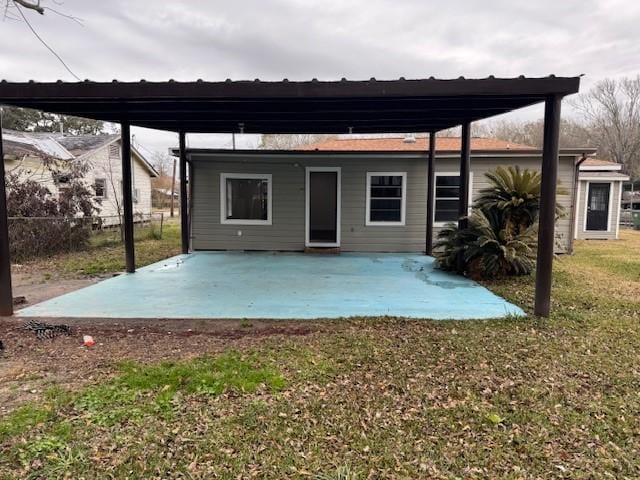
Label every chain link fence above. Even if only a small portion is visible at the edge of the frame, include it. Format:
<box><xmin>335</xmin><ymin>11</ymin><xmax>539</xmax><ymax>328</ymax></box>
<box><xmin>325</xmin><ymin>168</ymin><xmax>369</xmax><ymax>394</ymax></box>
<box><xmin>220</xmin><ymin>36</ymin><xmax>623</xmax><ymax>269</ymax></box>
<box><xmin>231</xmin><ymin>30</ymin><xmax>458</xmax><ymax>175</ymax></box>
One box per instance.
<box><xmin>8</xmin><ymin>212</ymin><xmax>165</xmax><ymax>262</ymax></box>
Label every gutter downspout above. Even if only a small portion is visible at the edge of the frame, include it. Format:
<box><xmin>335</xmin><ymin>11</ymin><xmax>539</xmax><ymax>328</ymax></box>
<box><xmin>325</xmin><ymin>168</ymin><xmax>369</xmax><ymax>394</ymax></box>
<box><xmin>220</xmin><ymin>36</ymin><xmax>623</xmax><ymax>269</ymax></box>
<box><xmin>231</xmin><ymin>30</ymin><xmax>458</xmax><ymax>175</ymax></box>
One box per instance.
<box><xmin>568</xmin><ymin>153</ymin><xmax>588</xmax><ymax>254</ymax></box>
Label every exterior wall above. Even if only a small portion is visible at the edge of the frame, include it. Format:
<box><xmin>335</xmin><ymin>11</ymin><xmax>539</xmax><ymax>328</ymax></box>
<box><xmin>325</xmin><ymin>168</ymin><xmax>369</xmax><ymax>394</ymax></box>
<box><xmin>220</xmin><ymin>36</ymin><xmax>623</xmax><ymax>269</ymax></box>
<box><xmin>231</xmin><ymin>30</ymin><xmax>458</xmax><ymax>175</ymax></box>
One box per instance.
<box><xmin>191</xmin><ymin>153</ymin><xmax>577</xmax><ymax>253</ymax></box>
<box><xmin>575</xmin><ymin>179</ymin><xmax>622</xmax><ymax>240</ymax></box>
<box><xmin>83</xmin><ymin>142</ymin><xmax>153</xmax><ymax>224</ymax></box>
<box><xmin>4</xmin><ymin>155</ymin><xmax>57</xmax><ymax>192</ymax></box>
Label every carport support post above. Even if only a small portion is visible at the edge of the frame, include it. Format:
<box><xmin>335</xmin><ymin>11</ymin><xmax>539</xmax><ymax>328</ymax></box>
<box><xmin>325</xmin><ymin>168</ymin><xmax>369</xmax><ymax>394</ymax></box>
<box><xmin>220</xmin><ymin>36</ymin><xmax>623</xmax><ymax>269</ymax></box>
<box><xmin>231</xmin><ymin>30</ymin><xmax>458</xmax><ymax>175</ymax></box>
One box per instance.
<box><xmin>426</xmin><ymin>131</ymin><xmax>436</xmax><ymax>255</ymax></box>
<box><xmin>179</xmin><ymin>131</ymin><xmax>189</xmax><ymax>254</ymax></box>
<box><xmin>534</xmin><ymin>95</ymin><xmax>562</xmax><ymax>317</ymax></box>
<box><xmin>0</xmin><ymin>126</ymin><xmax>13</xmax><ymax>316</ymax></box>
<box><xmin>456</xmin><ymin>122</ymin><xmax>471</xmax><ymax>271</ymax></box>
<box><xmin>458</xmin><ymin>122</ymin><xmax>471</xmax><ymax>230</ymax></box>
<box><xmin>121</xmin><ymin>120</ymin><xmax>136</xmax><ymax>273</ymax></box>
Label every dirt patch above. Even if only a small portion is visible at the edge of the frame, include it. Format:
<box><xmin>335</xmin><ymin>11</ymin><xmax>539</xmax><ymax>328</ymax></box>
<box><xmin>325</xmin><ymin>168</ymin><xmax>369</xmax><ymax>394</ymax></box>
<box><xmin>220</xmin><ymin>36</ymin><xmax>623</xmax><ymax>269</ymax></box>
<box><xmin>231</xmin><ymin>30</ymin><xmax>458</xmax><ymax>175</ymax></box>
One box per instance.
<box><xmin>10</xmin><ymin>263</ymin><xmax>103</xmax><ymax>309</ymax></box>
<box><xmin>0</xmin><ymin>317</ymin><xmax>328</xmax><ymax>415</ymax></box>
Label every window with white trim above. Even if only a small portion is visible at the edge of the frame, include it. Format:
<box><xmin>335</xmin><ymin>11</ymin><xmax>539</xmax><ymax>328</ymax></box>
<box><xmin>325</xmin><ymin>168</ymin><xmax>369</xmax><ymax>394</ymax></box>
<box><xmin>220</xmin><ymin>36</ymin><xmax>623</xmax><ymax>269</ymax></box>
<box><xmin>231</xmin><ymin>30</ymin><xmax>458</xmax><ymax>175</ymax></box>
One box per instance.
<box><xmin>94</xmin><ymin>178</ymin><xmax>107</xmax><ymax>198</ymax></box>
<box><xmin>366</xmin><ymin>172</ymin><xmax>406</xmax><ymax>225</ymax></box>
<box><xmin>220</xmin><ymin>173</ymin><xmax>272</xmax><ymax>225</ymax></box>
<box><xmin>434</xmin><ymin>173</ymin><xmax>472</xmax><ymax>224</ymax></box>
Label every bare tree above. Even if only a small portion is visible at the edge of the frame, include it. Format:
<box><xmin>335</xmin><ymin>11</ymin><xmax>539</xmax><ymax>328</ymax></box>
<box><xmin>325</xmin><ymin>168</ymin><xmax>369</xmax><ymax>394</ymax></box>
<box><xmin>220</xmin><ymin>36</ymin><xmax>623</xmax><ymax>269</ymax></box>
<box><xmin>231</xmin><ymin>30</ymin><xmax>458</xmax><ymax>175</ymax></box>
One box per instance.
<box><xmin>260</xmin><ymin>134</ymin><xmax>336</xmax><ymax>150</ymax></box>
<box><xmin>481</xmin><ymin>118</ymin><xmax>593</xmax><ymax>149</ymax></box>
<box><xmin>2</xmin><ymin>0</ymin><xmax>82</xmax><ymax>80</ymax></box>
<box><xmin>571</xmin><ymin>77</ymin><xmax>640</xmax><ymax>179</ymax></box>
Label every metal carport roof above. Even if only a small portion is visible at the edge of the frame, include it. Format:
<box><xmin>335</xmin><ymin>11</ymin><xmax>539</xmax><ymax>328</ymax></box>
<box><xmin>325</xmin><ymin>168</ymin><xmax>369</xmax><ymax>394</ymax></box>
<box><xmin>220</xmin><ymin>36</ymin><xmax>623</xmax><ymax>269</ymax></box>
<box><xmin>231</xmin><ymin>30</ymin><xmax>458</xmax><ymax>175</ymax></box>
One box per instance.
<box><xmin>0</xmin><ymin>76</ymin><xmax>580</xmax><ymax>133</ymax></box>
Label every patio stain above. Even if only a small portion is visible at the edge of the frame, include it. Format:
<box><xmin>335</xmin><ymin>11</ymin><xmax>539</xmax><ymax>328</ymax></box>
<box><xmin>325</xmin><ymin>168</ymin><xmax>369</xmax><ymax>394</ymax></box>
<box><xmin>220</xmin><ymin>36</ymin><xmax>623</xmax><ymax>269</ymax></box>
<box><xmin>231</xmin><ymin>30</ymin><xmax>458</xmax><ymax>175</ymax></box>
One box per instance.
<box><xmin>400</xmin><ymin>258</ymin><xmax>470</xmax><ymax>289</ymax></box>
<box><xmin>17</xmin><ymin>252</ymin><xmax>525</xmax><ymax>320</ymax></box>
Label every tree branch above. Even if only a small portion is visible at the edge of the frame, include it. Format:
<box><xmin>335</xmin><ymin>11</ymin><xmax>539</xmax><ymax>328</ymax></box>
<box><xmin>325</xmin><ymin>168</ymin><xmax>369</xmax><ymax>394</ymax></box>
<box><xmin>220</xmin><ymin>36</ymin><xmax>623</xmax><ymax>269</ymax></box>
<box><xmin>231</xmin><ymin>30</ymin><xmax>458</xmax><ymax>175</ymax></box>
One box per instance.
<box><xmin>13</xmin><ymin>0</ymin><xmax>43</xmax><ymax>14</ymax></box>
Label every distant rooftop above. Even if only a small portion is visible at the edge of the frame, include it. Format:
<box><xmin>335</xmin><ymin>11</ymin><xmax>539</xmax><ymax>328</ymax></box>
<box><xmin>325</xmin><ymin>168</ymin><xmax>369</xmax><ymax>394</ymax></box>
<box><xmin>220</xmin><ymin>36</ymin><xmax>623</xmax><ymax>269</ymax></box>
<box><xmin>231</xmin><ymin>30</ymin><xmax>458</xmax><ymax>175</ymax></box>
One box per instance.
<box><xmin>302</xmin><ymin>136</ymin><xmax>536</xmax><ymax>152</ymax></box>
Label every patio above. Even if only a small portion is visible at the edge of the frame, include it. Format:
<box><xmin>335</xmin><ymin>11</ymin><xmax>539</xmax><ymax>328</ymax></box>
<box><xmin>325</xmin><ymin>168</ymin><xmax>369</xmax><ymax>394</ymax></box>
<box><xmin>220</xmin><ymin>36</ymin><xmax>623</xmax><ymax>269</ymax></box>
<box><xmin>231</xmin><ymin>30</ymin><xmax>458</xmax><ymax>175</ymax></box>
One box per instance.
<box><xmin>17</xmin><ymin>252</ymin><xmax>524</xmax><ymax>320</ymax></box>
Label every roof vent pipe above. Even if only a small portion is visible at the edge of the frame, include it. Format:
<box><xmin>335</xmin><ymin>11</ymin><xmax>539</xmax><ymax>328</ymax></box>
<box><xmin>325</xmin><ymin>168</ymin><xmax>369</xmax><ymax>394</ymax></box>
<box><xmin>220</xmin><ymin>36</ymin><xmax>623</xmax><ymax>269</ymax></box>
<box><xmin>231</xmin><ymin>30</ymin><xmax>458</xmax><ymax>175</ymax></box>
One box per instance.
<box><xmin>403</xmin><ymin>133</ymin><xmax>416</xmax><ymax>143</ymax></box>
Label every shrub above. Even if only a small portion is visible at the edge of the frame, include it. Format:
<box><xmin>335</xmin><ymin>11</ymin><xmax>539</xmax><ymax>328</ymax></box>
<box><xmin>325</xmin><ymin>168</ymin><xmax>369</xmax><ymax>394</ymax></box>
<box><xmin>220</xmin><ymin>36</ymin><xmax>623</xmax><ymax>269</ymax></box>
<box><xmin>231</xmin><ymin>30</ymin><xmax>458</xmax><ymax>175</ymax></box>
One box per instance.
<box><xmin>5</xmin><ymin>157</ymin><xmax>98</xmax><ymax>261</ymax></box>
<box><xmin>434</xmin><ymin>166</ymin><xmax>564</xmax><ymax>279</ymax></box>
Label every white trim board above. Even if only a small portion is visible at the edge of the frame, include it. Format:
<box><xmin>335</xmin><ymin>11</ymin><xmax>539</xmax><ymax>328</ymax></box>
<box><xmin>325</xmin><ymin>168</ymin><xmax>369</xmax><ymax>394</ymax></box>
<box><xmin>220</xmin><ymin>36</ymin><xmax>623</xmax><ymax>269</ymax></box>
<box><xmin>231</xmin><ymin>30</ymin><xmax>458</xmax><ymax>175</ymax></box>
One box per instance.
<box><xmin>305</xmin><ymin>167</ymin><xmax>341</xmax><ymax>247</ymax></box>
<box><xmin>582</xmin><ymin>181</ymin><xmax>614</xmax><ymax>233</ymax></box>
<box><xmin>365</xmin><ymin>171</ymin><xmax>407</xmax><ymax>226</ymax></box>
<box><xmin>219</xmin><ymin>172</ymin><xmax>273</xmax><ymax>226</ymax></box>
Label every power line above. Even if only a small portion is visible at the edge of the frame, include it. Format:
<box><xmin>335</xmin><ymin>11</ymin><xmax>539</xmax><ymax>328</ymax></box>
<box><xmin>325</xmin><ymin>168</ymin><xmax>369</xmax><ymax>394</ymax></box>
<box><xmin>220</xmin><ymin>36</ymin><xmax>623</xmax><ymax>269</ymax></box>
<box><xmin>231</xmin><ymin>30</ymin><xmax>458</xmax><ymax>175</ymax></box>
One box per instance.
<box><xmin>12</xmin><ymin>0</ymin><xmax>81</xmax><ymax>81</ymax></box>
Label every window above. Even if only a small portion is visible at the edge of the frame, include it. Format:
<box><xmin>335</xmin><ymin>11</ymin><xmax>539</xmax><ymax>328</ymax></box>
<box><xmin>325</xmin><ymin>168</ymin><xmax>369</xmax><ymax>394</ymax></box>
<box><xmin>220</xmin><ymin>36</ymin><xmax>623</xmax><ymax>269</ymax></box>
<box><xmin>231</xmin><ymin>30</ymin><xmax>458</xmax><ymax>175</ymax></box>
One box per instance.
<box><xmin>434</xmin><ymin>173</ymin><xmax>472</xmax><ymax>224</ymax></box>
<box><xmin>366</xmin><ymin>172</ymin><xmax>406</xmax><ymax>226</ymax></box>
<box><xmin>220</xmin><ymin>173</ymin><xmax>272</xmax><ymax>225</ymax></box>
<box><xmin>94</xmin><ymin>178</ymin><xmax>107</xmax><ymax>198</ymax></box>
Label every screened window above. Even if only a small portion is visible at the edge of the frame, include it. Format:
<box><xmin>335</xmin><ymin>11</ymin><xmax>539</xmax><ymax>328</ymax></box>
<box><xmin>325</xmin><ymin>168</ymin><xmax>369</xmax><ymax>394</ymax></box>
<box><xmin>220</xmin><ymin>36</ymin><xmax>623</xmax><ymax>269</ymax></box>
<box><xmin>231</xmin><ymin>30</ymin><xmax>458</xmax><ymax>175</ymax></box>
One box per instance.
<box><xmin>220</xmin><ymin>173</ymin><xmax>272</xmax><ymax>225</ymax></box>
<box><xmin>434</xmin><ymin>173</ymin><xmax>471</xmax><ymax>223</ymax></box>
<box><xmin>94</xmin><ymin>178</ymin><xmax>107</xmax><ymax>198</ymax></box>
<box><xmin>366</xmin><ymin>172</ymin><xmax>406</xmax><ymax>225</ymax></box>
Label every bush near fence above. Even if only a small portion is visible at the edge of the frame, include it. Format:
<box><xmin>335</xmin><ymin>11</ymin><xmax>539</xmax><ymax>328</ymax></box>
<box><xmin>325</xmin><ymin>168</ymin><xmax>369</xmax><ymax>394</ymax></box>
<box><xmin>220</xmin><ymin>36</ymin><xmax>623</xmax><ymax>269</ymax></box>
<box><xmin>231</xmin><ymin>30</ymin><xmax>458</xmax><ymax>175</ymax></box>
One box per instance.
<box><xmin>8</xmin><ymin>213</ymin><xmax>164</xmax><ymax>262</ymax></box>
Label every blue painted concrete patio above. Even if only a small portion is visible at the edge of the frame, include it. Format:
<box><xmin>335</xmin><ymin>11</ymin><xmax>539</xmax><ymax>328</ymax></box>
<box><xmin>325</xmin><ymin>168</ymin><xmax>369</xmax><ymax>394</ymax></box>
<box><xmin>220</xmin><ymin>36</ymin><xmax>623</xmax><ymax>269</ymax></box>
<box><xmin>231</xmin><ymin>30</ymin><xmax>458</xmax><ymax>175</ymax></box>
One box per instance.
<box><xmin>18</xmin><ymin>252</ymin><xmax>524</xmax><ymax>320</ymax></box>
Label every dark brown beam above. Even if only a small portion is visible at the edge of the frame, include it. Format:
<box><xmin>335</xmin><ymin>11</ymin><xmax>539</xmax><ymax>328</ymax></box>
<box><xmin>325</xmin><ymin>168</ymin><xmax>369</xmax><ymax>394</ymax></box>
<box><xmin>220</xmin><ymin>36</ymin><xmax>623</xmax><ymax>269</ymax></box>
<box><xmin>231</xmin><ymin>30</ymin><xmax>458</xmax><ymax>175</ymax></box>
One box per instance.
<box><xmin>0</xmin><ymin>126</ymin><xmax>13</xmax><ymax>316</ymax></box>
<box><xmin>426</xmin><ymin>131</ymin><xmax>436</xmax><ymax>255</ymax></box>
<box><xmin>179</xmin><ymin>131</ymin><xmax>189</xmax><ymax>254</ymax></box>
<box><xmin>534</xmin><ymin>95</ymin><xmax>562</xmax><ymax>317</ymax></box>
<box><xmin>0</xmin><ymin>76</ymin><xmax>581</xmax><ymax>101</ymax></box>
<box><xmin>121</xmin><ymin>121</ymin><xmax>135</xmax><ymax>273</ymax></box>
<box><xmin>458</xmin><ymin>122</ymin><xmax>471</xmax><ymax>230</ymax></box>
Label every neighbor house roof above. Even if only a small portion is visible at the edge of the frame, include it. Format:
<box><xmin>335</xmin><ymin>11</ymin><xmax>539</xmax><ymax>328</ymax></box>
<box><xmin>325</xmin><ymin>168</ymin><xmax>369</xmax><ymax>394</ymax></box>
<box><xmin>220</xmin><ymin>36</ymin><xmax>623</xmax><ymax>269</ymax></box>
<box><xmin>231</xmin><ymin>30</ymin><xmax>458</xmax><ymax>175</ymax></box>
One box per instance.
<box><xmin>56</xmin><ymin>134</ymin><xmax>119</xmax><ymax>156</ymax></box>
<box><xmin>2</xmin><ymin>129</ymin><xmax>158</xmax><ymax>177</ymax></box>
<box><xmin>2</xmin><ymin>129</ymin><xmax>74</xmax><ymax>160</ymax></box>
<box><xmin>302</xmin><ymin>136</ymin><xmax>536</xmax><ymax>152</ymax></box>
<box><xmin>580</xmin><ymin>158</ymin><xmax>622</xmax><ymax>170</ymax></box>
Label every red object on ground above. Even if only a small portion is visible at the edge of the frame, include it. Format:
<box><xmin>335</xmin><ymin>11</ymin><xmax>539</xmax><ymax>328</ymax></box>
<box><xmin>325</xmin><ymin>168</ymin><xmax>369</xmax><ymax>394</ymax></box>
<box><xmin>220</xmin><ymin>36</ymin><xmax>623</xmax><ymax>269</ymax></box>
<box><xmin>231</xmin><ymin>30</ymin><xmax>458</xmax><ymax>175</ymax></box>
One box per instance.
<box><xmin>83</xmin><ymin>335</ymin><xmax>95</xmax><ymax>347</ymax></box>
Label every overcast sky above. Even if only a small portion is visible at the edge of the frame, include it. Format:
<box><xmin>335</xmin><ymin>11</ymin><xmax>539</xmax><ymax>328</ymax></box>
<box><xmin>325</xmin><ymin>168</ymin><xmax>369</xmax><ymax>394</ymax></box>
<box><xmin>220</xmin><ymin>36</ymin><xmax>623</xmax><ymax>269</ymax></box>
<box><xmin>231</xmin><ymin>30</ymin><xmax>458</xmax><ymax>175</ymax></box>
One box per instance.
<box><xmin>1</xmin><ymin>0</ymin><xmax>639</xmax><ymax>157</ymax></box>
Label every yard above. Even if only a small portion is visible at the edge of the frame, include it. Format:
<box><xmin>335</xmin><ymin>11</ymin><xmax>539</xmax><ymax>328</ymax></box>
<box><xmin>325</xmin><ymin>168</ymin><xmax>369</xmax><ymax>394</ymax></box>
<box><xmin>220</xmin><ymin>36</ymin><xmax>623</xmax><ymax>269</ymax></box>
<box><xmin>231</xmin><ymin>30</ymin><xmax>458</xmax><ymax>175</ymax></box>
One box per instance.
<box><xmin>1</xmin><ymin>230</ymin><xmax>639</xmax><ymax>478</ymax></box>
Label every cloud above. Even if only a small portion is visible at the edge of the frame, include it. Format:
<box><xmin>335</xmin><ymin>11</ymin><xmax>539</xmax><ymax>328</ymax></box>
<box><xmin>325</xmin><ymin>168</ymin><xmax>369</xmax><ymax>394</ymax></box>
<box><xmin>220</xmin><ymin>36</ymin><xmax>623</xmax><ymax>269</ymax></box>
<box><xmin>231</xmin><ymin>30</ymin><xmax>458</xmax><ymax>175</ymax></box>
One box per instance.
<box><xmin>0</xmin><ymin>0</ymin><xmax>638</xmax><ymax>154</ymax></box>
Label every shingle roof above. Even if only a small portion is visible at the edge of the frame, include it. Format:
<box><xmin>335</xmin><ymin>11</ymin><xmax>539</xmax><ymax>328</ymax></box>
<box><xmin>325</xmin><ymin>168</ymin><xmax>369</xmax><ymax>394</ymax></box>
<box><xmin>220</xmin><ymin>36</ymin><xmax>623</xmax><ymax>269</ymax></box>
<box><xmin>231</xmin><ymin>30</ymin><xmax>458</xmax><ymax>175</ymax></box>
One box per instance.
<box><xmin>582</xmin><ymin>158</ymin><xmax>620</xmax><ymax>167</ymax></box>
<box><xmin>2</xmin><ymin>129</ymin><xmax>74</xmax><ymax>160</ymax></box>
<box><xmin>56</xmin><ymin>134</ymin><xmax>119</xmax><ymax>156</ymax></box>
<box><xmin>301</xmin><ymin>136</ymin><xmax>536</xmax><ymax>152</ymax></box>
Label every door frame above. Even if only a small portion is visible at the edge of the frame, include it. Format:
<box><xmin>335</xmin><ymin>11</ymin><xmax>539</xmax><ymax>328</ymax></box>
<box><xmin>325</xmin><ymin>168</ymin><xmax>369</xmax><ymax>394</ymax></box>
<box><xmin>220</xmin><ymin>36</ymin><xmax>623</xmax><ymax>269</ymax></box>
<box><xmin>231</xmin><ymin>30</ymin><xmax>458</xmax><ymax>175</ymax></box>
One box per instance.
<box><xmin>583</xmin><ymin>181</ymin><xmax>614</xmax><ymax>232</ymax></box>
<box><xmin>305</xmin><ymin>166</ymin><xmax>341</xmax><ymax>247</ymax></box>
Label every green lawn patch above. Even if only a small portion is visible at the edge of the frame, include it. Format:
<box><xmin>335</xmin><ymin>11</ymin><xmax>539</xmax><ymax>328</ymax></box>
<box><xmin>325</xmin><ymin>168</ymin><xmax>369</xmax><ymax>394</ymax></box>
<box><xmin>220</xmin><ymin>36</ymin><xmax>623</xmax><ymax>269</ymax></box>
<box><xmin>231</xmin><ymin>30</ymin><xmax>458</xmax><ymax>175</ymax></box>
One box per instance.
<box><xmin>2</xmin><ymin>231</ymin><xmax>640</xmax><ymax>478</ymax></box>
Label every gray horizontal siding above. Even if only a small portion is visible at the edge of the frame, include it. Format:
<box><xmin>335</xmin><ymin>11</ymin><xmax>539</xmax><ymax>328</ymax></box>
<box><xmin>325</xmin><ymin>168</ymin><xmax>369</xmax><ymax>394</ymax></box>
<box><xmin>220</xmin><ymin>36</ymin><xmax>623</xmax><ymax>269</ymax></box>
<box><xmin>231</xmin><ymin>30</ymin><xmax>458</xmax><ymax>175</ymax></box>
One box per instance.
<box><xmin>575</xmin><ymin>179</ymin><xmax>621</xmax><ymax>240</ymax></box>
<box><xmin>191</xmin><ymin>154</ymin><xmax>576</xmax><ymax>253</ymax></box>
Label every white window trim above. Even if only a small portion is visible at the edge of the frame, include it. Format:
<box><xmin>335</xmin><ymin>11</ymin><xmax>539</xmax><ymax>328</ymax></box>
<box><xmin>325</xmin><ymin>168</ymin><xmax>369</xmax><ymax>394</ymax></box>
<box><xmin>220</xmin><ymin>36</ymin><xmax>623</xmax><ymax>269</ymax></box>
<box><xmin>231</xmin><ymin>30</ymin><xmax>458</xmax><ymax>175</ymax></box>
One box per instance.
<box><xmin>305</xmin><ymin>167</ymin><xmax>341</xmax><ymax>247</ymax></box>
<box><xmin>365</xmin><ymin>172</ymin><xmax>407</xmax><ymax>226</ymax></box>
<box><xmin>433</xmin><ymin>171</ymin><xmax>473</xmax><ymax>227</ymax></box>
<box><xmin>583</xmin><ymin>181</ymin><xmax>614</xmax><ymax>233</ymax></box>
<box><xmin>94</xmin><ymin>178</ymin><xmax>107</xmax><ymax>199</ymax></box>
<box><xmin>220</xmin><ymin>173</ymin><xmax>272</xmax><ymax>226</ymax></box>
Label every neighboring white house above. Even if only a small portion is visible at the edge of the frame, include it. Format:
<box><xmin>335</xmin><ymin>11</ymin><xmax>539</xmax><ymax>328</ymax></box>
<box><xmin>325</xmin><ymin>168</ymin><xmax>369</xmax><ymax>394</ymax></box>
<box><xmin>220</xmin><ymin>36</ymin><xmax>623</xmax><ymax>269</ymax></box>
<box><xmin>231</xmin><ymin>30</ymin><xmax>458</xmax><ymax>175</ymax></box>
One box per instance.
<box><xmin>3</xmin><ymin>130</ymin><xmax>158</xmax><ymax>224</ymax></box>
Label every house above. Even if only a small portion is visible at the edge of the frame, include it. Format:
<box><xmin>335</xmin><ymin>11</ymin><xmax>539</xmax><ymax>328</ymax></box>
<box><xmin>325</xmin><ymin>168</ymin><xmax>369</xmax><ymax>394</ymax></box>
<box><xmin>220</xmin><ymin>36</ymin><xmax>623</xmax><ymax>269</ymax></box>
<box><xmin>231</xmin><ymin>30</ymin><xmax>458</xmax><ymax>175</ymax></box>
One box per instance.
<box><xmin>2</xmin><ymin>130</ymin><xmax>158</xmax><ymax>224</ymax></box>
<box><xmin>178</xmin><ymin>135</ymin><xmax>612</xmax><ymax>255</ymax></box>
<box><xmin>575</xmin><ymin>158</ymin><xmax>630</xmax><ymax>239</ymax></box>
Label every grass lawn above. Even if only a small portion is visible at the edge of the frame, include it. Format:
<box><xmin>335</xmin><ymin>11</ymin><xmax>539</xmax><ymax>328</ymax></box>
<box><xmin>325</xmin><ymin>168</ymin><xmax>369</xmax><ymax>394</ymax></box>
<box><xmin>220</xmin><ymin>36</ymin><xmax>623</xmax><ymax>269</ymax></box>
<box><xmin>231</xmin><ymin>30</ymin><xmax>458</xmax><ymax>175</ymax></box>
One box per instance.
<box><xmin>1</xmin><ymin>231</ymin><xmax>639</xmax><ymax>478</ymax></box>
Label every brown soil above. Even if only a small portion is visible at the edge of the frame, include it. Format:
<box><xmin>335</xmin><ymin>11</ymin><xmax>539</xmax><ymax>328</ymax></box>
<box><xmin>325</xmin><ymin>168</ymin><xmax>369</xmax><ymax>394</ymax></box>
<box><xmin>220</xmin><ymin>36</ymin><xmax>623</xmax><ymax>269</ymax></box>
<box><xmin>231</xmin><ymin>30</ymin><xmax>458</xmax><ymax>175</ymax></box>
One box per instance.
<box><xmin>10</xmin><ymin>263</ymin><xmax>100</xmax><ymax>309</ymax></box>
<box><xmin>0</xmin><ymin>316</ymin><xmax>327</xmax><ymax>415</ymax></box>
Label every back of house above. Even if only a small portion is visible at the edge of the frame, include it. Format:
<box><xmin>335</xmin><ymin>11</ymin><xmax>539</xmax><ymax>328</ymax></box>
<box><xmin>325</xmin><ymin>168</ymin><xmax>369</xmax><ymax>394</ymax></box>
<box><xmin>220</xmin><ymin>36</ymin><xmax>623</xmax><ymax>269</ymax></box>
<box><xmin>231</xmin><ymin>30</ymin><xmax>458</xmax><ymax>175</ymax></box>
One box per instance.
<box><xmin>181</xmin><ymin>135</ymin><xmax>617</xmax><ymax>255</ymax></box>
